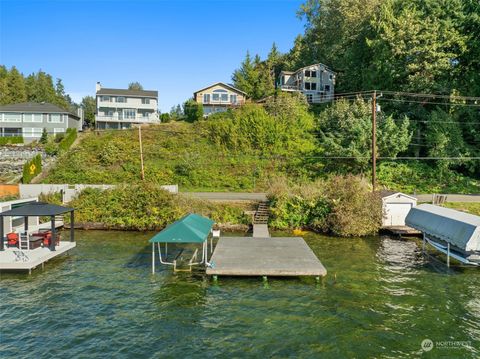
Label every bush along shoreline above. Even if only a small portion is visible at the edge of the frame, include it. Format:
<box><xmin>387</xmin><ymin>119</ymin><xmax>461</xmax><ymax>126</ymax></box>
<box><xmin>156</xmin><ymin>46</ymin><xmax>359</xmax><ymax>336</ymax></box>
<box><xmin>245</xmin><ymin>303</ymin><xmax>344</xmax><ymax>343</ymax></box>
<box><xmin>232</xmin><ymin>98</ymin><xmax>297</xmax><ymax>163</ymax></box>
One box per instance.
<box><xmin>267</xmin><ymin>175</ymin><xmax>382</xmax><ymax>237</ymax></box>
<box><xmin>66</xmin><ymin>183</ymin><xmax>253</xmax><ymax>232</ymax></box>
<box><xmin>55</xmin><ymin>175</ymin><xmax>382</xmax><ymax>237</ymax></box>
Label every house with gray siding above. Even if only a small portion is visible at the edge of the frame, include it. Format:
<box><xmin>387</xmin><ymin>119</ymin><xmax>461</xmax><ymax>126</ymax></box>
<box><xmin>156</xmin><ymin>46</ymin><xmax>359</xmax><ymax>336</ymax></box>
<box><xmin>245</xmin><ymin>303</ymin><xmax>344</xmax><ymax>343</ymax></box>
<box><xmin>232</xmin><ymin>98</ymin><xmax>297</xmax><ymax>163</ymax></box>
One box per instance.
<box><xmin>0</xmin><ymin>102</ymin><xmax>82</xmax><ymax>142</ymax></box>
<box><xmin>278</xmin><ymin>63</ymin><xmax>336</xmax><ymax>103</ymax></box>
<box><xmin>193</xmin><ymin>82</ymin><xmax>247</xmax><ymax>116</ymax></box>
<box><xmin>95</xmin><ymin>82</ymin><xmax>159</xmax><ymax>129</ymax></box>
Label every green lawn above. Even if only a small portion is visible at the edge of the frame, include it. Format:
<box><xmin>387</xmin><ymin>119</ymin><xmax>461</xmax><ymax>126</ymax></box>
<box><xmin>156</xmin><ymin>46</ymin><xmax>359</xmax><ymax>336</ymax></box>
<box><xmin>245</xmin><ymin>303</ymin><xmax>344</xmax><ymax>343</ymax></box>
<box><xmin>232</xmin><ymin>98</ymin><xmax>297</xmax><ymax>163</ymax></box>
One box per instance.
<box><xmin>443</xmin><ymin>202</ymin><xmax>480</xmax><ymax>216</ymax></box>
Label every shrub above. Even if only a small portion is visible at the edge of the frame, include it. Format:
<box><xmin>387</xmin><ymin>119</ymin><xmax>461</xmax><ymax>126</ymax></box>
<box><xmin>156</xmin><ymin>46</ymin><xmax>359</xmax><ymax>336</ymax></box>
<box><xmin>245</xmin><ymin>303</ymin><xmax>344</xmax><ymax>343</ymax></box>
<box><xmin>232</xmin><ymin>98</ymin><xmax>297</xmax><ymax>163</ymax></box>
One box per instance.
<box><xmin>267</xmin><ymin>175</ymin><xmax>382</xmax><ymax>236</ymax></box>
<box><xmin>322</xmin><ymin>176</ymin><xmax>382</xmax><ymax>236</ymax></box>
<box><xmin>69</xmin><ymin>183</ymin><xmax>251</xmax><ymax>230</ymax></box>
<box><xmin>0</xmin><ymin>136</ymin><xmax>23</xmax><ymax>145</ymax></box>
<box><xmin>22</xmin><ymin>154</ymin><xmax>42</xmax><ymax>183</ymax></box>
<box><xmin>40</xmin><ymin>128</ymin><xmax>48</xmax><ymax>144</ymax></box>
<box><xmin>58</xmin><ymin>128</ymin><xmax>77</xmax><ymax>152</ymax></box>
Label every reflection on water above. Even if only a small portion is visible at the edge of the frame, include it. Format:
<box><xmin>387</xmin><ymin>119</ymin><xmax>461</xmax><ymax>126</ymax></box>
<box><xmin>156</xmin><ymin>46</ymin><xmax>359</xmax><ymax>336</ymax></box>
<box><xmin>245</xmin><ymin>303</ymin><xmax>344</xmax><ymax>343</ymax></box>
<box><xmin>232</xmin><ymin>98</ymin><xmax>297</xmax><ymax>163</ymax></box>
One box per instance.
<box><xmin>1</xmin><ymin>230</ymin><xmax>479</xmax><ymax>358</ymax></box>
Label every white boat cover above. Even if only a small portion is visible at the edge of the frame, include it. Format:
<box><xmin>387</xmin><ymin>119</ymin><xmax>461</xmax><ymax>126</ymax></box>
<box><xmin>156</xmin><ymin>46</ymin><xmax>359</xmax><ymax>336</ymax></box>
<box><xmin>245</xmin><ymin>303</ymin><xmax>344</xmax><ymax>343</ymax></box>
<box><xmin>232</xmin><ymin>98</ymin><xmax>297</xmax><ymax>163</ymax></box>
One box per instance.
<box><xmin>405</xmin><ymin>204</ymin><xmax>480</xmax><ymax>252</ymax></box>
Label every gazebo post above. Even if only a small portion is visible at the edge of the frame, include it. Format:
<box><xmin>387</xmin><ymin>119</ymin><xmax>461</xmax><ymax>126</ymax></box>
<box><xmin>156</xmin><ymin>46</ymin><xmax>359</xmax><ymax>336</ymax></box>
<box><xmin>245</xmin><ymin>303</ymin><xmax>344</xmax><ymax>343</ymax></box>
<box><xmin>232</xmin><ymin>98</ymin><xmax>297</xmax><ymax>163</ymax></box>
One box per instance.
<box><xmin>152</xmin><ymin>243</ymin><xmax>155</xmax><ymax>274</ymax></box>
<box><xmin>0</xmin><ymin>215</ymin><xmax>4</xmax><ymax>251</ymax></box>
<box><xmin>50</xmin><ymin>215</ymin><xmax>56</xmax><ymax>251</ymax></box>
<box><xmin>70</xmin><ymin>210</ymin><xmax>75</xmax><ymax>242</ymax></box>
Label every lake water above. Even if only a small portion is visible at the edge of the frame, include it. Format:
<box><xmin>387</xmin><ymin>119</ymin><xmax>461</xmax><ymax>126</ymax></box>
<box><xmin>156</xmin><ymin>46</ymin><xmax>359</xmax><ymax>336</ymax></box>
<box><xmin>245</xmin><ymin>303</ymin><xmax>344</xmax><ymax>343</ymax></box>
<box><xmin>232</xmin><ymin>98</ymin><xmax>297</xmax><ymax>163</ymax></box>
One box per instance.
<box><xmin>1</xmin><ymin>231</ymin><xmax>479</xmax><ymax>358</ymax></box>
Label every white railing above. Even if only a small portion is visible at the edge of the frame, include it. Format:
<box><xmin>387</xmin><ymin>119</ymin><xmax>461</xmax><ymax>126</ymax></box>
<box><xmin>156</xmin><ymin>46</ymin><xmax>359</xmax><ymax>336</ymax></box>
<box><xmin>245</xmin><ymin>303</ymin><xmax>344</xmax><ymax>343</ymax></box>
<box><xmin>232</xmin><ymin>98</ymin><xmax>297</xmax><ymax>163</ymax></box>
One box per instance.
<box><xmin>95</xmin><ymin>115</ymin><xmax>159</xmax><ymax>123</ymax></box>
<box><xmin>280</xmin><ymin>85</ymin><xmax>301</xmax><ymax>91</ymax></box>
<box><xmin>203</xmin><ymin>100</ymin><xmax>244</xmax><ymax>106</ymax></box>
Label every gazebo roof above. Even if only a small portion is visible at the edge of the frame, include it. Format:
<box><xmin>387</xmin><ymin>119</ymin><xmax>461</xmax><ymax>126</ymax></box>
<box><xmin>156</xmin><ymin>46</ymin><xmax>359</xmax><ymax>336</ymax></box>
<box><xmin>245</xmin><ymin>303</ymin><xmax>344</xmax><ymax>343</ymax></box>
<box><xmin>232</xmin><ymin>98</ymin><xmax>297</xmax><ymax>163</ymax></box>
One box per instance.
<box><xmin>149</xmin><ymin>213</ymin><xmax>214</xmax><ymax>244</ymax></box>
<box><xmin>0</xmin><ymin>202</ymin><xmax>74</xmax><ymax>217</ymax></box>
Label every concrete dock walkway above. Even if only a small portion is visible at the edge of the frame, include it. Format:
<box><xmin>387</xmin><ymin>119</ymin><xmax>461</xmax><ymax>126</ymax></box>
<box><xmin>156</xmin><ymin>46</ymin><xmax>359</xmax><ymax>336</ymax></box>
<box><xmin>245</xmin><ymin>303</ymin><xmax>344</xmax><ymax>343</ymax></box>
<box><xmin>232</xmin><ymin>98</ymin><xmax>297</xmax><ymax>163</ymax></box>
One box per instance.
<box><xmin>252</xmin><ymin>224</ymin><xmax>270</xmax><ymax>237</ymax></box>
<box><xmin>206</xmin><ymin>237</ymin><xmax>327</xmax><ymax>278</ymax></box>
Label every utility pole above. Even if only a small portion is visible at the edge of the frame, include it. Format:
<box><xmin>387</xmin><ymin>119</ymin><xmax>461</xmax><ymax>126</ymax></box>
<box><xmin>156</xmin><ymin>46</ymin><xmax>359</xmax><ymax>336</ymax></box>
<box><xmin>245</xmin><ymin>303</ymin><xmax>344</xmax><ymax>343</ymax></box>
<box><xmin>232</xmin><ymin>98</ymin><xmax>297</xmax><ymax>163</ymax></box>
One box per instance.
<box><xmin>139</xmin><ymin>125</ymin><xmax>145</xmax><ymax>181</ymax></box>
<box><xmin>372</xmin><ymin>90</ymin><xmax>377</xmax><ymax>192</ymax></box>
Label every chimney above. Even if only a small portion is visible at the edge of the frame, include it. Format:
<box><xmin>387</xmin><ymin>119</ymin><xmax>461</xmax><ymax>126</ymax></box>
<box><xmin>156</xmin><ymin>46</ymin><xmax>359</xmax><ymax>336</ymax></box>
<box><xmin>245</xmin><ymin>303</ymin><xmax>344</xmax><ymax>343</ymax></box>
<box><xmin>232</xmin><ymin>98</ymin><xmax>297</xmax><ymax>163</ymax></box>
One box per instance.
<box><xmin>96</xmin><ymin>82</ymin><xmax>101</xmax><ymax>92</ymax></box>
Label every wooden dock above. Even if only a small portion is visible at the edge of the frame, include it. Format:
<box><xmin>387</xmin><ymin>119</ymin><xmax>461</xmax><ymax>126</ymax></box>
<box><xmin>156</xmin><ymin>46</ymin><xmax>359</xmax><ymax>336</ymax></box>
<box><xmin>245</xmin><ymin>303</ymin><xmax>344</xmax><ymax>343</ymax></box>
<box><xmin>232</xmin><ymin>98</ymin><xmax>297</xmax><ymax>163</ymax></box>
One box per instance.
<box><xmin>0</xmin><ymin>241</ymin><xmax>76</xmax><ymax>273</ymax></box>
<box><xmin>382</xmin><ymin>225</ymin><xmax>422</xmax><ymax>237</ymax></box>
<box><xmin>206</xmin><ymin>237</ymin><xmax>327</xmax><ymax>278</ymax></box>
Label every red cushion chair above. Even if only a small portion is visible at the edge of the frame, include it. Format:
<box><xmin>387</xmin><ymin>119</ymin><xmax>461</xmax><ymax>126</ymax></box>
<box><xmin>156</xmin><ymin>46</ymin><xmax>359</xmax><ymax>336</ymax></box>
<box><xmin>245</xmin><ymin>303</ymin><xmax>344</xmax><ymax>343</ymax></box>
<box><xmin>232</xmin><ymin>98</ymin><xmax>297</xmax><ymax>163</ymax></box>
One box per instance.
<box><xmin>7</xmin><ymin>233</ymin><xmax>19</xmax><ymax>247</ymax></box>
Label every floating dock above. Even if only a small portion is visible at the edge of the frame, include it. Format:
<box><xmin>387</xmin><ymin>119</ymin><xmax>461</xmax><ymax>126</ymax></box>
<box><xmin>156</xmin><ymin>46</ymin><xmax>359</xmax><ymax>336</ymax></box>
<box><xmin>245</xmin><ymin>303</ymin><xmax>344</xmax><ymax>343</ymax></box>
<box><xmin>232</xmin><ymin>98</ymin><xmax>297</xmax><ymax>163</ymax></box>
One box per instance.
<box><xmin>206</xmin><ymin>237</ymin><xmax>327</xmax><ymax>278</ymax></box>
<box><xmin>0</xmin><ymin>241</ymin><xmax>76</xmax><ymax>273</ymax></box>
<box><xmin>382</xmin><ymin>225</ymin><xmax>422</xmax><ymax>237</ymax></box>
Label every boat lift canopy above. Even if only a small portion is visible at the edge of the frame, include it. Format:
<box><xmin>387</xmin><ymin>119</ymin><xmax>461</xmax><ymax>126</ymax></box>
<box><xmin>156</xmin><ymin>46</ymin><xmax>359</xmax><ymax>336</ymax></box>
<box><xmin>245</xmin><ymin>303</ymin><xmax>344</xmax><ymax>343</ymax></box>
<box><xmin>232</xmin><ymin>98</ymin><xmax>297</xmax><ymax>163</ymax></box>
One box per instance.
<box><xmin>149</xmin><ymin>213</ymin><xmax>214</xmax><ymax>273</ymax></box>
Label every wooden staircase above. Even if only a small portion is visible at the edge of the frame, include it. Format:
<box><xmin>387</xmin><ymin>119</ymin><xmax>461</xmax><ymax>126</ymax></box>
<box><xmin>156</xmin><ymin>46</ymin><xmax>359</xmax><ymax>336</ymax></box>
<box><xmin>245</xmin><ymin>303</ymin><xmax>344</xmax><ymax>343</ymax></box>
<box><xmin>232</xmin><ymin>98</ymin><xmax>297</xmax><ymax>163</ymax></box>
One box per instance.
<box><xmin>253</xmin><ymin>201</ymin><xmax>270</xmax><ymax>224</ymax></box>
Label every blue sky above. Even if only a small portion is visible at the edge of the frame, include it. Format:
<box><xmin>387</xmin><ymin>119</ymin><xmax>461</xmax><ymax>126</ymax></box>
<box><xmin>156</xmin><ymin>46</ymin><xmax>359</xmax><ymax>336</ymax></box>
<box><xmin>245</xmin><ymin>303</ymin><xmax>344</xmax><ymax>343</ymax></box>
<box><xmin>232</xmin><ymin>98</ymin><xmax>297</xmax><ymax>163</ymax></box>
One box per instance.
<box><xmin>0</xmin><ymin>0</ymin><xmax>305</xmax><ymax>112</ymax></box>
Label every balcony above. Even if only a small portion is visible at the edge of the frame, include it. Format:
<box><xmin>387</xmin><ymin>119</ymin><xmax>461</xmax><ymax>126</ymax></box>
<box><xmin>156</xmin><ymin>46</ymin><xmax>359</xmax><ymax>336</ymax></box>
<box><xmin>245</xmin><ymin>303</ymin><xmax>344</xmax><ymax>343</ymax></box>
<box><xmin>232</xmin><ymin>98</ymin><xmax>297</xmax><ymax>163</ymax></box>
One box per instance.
<box><xmin>279</xmin><ymin>84</ymin><xmax>301</xmax><ymax>92</ymax></box>
<box><xmin>97</xmin><ymin>100</ymin><xmax>157</xmax><ymax>110</ymax></box>
<box><xmin>95</xmin><ymin>114</ymin><xmax>159</xmax><ymax>123</ymax></box>
<box><xmin>202</xmin><ymin>99</ymin><xmax>244</xmax><ymax>106</ymax></box>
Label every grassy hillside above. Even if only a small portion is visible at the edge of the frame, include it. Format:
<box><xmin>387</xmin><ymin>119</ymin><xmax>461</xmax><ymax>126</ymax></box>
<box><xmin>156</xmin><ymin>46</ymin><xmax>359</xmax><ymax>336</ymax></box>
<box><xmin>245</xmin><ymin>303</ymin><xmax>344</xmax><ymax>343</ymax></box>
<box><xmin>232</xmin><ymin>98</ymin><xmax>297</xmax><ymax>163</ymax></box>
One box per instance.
<box><xmin>42</xmin><ymin>122</ymin><xmax>288</xmax><ymax>191</ymax></box>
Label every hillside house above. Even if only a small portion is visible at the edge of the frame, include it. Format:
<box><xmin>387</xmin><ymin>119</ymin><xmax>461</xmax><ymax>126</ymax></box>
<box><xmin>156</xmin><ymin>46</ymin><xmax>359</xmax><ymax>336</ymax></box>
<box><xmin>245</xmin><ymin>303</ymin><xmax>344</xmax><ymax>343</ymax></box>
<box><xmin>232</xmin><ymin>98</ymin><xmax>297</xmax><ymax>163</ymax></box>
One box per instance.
<box><xmin>95</xmin><ymin>82</ymin><xmax>159</xmax><ymax>130</ymax></box>
<box><xmin>0</xmin><ymin>102</ymin><xmax>82</xmax><ymax>142</ymax></box>
<box><xmin>278</xmin><ymin>63</ymin><xmax>336</xmax><ymax>103</ymax></box>
<box><xmin>193</xmin><ymin>82</ymin><xmax>247</xmax><ymax>116</ymax></box>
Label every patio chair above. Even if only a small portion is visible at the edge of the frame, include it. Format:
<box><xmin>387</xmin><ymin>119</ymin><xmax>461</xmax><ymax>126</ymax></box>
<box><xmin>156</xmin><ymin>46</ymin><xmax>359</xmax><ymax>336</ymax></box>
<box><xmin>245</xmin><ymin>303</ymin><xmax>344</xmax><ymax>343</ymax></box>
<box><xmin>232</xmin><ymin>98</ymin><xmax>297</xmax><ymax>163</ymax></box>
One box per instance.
<box><xmin>6</xmin><ymin>233</ymin><xmax>19</xmax><ymax>248</ymax></box>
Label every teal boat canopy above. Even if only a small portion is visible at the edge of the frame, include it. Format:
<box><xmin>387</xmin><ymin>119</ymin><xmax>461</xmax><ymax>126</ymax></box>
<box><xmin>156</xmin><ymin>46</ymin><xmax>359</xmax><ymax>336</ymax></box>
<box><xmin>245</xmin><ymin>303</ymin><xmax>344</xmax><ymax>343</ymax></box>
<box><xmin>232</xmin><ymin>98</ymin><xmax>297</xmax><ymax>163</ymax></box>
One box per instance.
<box><xmin>149</xmin><ymin>213</ymin><xmax>214</xmax><ymax>244</ymax></box>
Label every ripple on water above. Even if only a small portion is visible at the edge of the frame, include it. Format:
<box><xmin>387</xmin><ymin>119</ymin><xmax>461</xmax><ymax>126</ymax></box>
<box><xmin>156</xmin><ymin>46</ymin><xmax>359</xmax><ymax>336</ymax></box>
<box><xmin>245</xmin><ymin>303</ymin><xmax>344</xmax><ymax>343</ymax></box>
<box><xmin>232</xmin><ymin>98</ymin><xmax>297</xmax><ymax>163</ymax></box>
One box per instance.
<box><xmin>1</xmin><ymin>230</ymin><xmax>479</xmax><ymax>358</ymax></box>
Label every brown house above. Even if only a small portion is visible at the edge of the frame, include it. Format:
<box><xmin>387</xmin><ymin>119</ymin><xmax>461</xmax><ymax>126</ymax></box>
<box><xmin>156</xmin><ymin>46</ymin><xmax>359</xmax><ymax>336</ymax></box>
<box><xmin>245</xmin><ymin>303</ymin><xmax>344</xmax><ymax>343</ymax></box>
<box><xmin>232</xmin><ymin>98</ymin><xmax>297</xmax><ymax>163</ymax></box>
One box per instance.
<box><xmin>193</xmin><ymin>82</ymin><xmax>247</xmax><ymax>116</ymax></box>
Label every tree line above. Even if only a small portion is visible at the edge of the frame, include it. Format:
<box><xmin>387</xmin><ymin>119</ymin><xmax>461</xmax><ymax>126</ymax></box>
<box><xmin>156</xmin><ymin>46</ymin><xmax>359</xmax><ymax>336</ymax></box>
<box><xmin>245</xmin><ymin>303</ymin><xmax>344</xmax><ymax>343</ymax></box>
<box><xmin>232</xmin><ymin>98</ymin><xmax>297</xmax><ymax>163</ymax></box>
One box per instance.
<box><xmin>231</xmin><ymin>0</ymin><xmax>480</xmax><ymax>178</ymax></box>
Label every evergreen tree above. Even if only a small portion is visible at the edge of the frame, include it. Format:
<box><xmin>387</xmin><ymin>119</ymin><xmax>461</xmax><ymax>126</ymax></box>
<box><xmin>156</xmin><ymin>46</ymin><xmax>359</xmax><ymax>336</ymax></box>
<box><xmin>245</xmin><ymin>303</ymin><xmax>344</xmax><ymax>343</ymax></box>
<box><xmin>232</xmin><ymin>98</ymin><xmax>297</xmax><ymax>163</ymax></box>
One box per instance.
<box><xmin>128</xmin><ymin>82</ymin><xmax>144</xmax><ymax>90</ymax></box>
<box><xmin>6</xmin><ymin>66</ymin><xmax>27</xmax><ymax>103</ymax></box>
<box><xmin>80</xmin><ymin>96</ymin><xmax>96</xmax><ymax>127</ymax></box>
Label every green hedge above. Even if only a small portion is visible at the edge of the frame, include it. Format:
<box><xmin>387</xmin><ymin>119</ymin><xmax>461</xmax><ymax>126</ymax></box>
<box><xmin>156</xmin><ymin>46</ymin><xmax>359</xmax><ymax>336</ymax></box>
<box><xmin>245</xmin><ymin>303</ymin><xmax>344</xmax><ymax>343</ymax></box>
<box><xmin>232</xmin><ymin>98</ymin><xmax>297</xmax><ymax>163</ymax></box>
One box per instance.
<box><xmin>22</xmin><ymin>154</ymin><xmax>42</xmax><ymax>183</ymax></box>
<box><xmin>58</xmin><ymin>128</ymin><xmax>77</xmax><ymax>153</ymax></box>
<box><xmin>0</xmin><ymin>136</ymin><xmax>23</xmax><ymax>145</ymax></box>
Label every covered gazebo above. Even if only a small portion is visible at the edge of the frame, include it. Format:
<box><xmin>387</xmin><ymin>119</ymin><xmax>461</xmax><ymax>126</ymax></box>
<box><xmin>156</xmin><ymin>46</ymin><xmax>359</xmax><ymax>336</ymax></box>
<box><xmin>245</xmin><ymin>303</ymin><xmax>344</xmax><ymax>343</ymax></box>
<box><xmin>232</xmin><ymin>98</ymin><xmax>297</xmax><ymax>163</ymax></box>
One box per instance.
<box><xmin>0</xmin><ymin>202</ymin><xmax>74</xmax><ymax>251</ymax></box>
<box><xmin>149</xmin><ymin>213</ymin><xmax>214</xmax><ymax>273</ymax></box>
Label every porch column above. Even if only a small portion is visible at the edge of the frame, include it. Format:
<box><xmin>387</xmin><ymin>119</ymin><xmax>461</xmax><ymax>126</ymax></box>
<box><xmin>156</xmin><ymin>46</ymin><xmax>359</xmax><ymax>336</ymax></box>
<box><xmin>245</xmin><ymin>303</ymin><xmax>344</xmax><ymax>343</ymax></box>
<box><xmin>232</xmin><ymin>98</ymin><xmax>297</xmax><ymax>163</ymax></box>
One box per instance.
<box><xmin>70</xmin><ymin>210</ymin><xmax>75</xmax><ymax>242</ymax></box>
<box><xmin>50</xmin><ymin>215</ymin><xmax>56</xmax><ymax>251</ymax></box>
<box><xmin>0</xmin><ymin>215</ymin><xmax>4</xmax><ymax>251</ymax></box>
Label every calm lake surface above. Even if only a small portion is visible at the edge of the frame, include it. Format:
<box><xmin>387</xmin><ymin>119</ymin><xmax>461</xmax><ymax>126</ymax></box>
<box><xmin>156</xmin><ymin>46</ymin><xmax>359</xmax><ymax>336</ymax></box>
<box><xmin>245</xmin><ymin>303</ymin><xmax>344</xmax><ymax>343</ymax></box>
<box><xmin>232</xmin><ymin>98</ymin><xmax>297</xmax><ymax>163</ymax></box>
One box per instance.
<box><xmin>1</xmin><ymin>230</ymin><xmax>479</xmax><ymax>358</ymax></box>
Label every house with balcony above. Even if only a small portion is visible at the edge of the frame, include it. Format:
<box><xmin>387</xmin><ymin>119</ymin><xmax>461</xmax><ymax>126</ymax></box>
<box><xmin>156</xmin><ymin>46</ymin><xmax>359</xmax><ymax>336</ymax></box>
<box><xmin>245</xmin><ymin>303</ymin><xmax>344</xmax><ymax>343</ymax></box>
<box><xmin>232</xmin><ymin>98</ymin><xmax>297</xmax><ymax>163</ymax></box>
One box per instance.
<box><xmin>193</xmin><ymin>82</ymin><xmax>247</xmax><ymax>116</ymax></box>
<box><xmin>95</xmin><ymin>82</ymin><xmax>159</xmax><ymax>130</ymax></box>
<box><xmin>0</xmin><ymin>102</ymin><xmax>82</xmax><ymax>142</ymax></box>
<box><xmin>278</xmin><ymin>63</ymin><xmax>336</xmax><ymax>103</ymax></box>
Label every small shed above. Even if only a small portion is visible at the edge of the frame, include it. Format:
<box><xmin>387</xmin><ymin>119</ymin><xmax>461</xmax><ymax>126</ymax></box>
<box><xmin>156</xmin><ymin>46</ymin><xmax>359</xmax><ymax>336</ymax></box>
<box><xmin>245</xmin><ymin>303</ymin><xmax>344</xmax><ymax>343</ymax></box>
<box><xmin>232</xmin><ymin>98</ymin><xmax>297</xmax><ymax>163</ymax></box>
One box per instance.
<box><xmin>381</xmin><ymin>191</ymin><xmax>417</xmax><ymax>227</ymax></box>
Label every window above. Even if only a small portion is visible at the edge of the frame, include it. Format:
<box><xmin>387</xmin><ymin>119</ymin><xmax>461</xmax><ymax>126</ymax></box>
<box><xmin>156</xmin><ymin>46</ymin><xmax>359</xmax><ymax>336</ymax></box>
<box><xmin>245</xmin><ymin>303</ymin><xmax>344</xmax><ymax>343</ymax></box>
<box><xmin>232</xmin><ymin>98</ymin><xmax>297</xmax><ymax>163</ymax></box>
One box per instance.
<box><xmin>306</xmin><ymin>94</ymin><xmax>313</xmax><ymax>103</ymax></box>
<box><xmin>106</xmin><ymin>110</ymin><xmax>114</xmax><ymax>117</ymax></box>
<box><xmin>23</xmin><ymin>113</ymin><xmax>43</xmax><ymax>123</ymax></box>
<box><xmin>123</xmin><ymin>109</ymin><xmax>136</xmax><ymax>119</ymax></box>
<box><xmin>212</xmin><ymin>93</ymin><xmax>220</xmax><ymax>101</ymax></box>
<box><xmin>305</xmin><ymin>82</ymin><xmax>311</xmax><ymax>90</ymax></box>
<box><xmin>329</xmin><ymin>74</ymin><xmax>333</xmax><ymax>81</ymax></box>
<box><xmin>141</xmin><ymin>98</ymin><xmax>150</xmax><ymax>104</ymax></box>
<box><xmin>117</xmin><ymin>97</ymin><xmax>126</xmax><ymax>103</ymax></box>
<box><xmin>311</xmin><ymin>71</ymin><xmax>317</xmax><ymax>77</ymax></box>
<box><xmin>3</xmin><ymin>113</ymin><xmax>22</xmax><ymax>122</ymax></box>
<box><xmin>22</xmin><ymin>127</ymin><xmax>43</xmax><ymax>138</ymax></box>
<box><xmin>142</xmin><ymin>112</ymin><xmax>149</xmax><ymax>118</ymax></box>
<box><xmin>203</xmin><ymin>94</ymin><xmax>210</xmax><ymax>103</ymax></box>
<box><xmin>311</xmin><ymin>83</ymin><xmax>317</xmax><ymax>90</ymax></box>
<box><xmin>305</xmin><ymin>70</ymin><xmax>311</xmax><ymax>77</ymax></box>
<box><xmin>230</xmin><ymin>94</ymin><xmax>237</xmax><ymax>104</ymax></box>
<box><xmin>221</xmin><ymin>94</ymin><xmax>228</xmax><ymax>102</ymax></box>
<box><xmin>325</xmin><ymin>85</ymin><xmax>331</xmax><ymax>92</ymax></box>
<box><xmin>101</xmin><ymin>96</ymin><xmax>111</xmax><ymax>102</ymax></box>
<box><xmin>54</xmin><ymin>128</ymin><xmax>65</xmax><ymax>134</ymax></box>
<box><xmin>48</xmin><ymin>114</ymin><xmax>64</xmax><ymax>123</ymax></box>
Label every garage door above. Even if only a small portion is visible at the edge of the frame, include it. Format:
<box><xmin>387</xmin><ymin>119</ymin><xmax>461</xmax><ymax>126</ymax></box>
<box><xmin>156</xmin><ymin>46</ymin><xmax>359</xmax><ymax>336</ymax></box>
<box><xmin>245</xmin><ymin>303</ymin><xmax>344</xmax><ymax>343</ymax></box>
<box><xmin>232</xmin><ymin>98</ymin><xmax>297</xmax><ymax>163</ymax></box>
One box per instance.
<box><xmin>385</xmin><ymin>203</ymin><xmax>413</xmax><ymax>226</ymax></box>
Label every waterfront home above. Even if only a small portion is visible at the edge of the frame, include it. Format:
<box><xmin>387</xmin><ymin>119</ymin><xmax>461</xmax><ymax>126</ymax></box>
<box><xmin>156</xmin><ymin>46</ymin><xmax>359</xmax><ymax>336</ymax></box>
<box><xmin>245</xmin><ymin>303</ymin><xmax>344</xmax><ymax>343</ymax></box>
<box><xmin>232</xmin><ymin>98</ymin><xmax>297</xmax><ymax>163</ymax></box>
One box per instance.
<box><xmin>0</xmin><ymin>102</ymin><xmax>82</xmax><ymax>142</ymax></box>
<box><xmin>193</xmin><ymin>82</ymin><xmax>247</xmax><ymax>116</ymax></box>
<box><xmin>278</xmin><ymin>63</ymin><xmax>336</xmax><ymax>103</ymax></box>
<box><xmin>95</xmin><ymin>82</ymin><xmax>159</xmax><ymax>130</ymax></box>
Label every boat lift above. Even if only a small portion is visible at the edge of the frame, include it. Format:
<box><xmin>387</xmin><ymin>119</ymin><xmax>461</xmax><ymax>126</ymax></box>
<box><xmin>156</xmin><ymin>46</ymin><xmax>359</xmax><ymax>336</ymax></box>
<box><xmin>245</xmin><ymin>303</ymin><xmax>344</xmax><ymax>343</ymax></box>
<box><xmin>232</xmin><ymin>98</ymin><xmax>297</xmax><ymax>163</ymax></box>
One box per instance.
<box><xmin>149</xmin><ymin>213</ymin><xmax>215</xmax><ymax>274</ymax></box>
